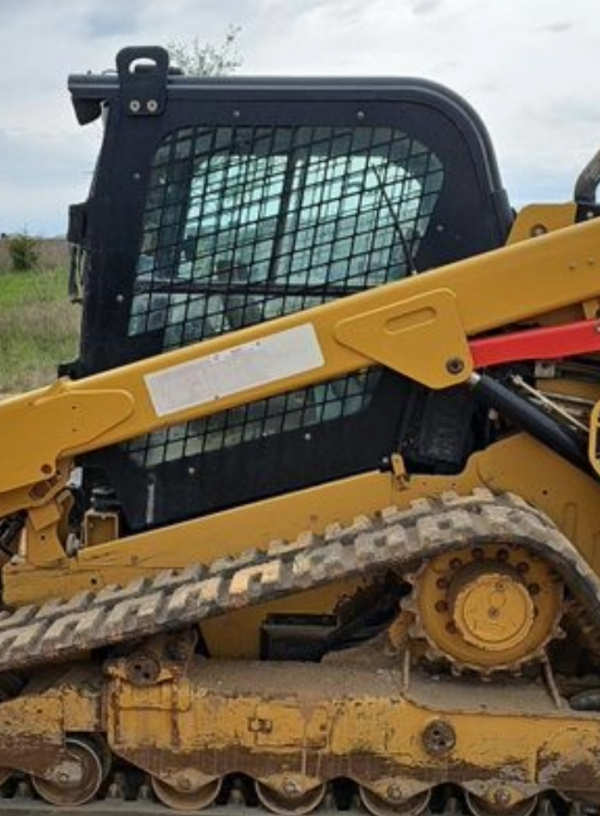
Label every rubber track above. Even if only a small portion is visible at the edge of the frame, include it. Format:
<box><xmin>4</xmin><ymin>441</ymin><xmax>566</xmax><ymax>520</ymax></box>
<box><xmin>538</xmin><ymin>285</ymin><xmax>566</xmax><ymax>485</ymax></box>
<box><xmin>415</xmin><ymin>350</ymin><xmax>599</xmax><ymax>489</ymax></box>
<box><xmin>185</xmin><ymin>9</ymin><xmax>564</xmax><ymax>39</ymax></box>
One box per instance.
<box><xmin>0</xmin><ymin>489</ymin><xmax>599</xmax><ymax>675</ymax></box>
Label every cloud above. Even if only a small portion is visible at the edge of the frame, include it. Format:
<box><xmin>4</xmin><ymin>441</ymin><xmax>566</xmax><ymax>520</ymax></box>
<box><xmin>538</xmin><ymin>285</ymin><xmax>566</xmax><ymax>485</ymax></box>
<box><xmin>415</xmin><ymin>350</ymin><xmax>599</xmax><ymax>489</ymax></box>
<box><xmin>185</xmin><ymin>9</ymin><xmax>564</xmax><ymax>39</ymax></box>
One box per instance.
<box><xmin>0</xmin><ymin>0</ymin><xmax>43</xmax><ymax>24</ymax></box>
<box><xmin>0</xmin><ymin>0</ymin><xmax>597</xmax><ymax>233</ymax></box>
<box><xmin>0</xmin><ymin>126</ymin><xmax>98</xmax><ymax>236</ymax></box>
<box><xmin>539</xmin><ymin>21</ymin><xmax>573</xmax><ymax>33</ymax></box>
<box><xmin>410</xmin><ymin>0</ymin><xmax>444</xmax><ymax>15</ymax></box>
<box><xmin>79</xmin><ymin>3</ymin><xmax>146</xmax><ymax>39</ymax></box>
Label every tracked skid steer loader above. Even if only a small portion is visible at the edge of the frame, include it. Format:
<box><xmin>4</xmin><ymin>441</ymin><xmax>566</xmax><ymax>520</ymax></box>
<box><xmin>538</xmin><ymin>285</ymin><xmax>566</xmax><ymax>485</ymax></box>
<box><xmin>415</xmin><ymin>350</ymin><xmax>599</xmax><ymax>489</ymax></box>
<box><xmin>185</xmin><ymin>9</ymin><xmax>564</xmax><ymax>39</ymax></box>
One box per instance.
<box><xmin>3</xmin><ymin>45</ymin><xmax>600</xmax><ymax>816</ymax></box>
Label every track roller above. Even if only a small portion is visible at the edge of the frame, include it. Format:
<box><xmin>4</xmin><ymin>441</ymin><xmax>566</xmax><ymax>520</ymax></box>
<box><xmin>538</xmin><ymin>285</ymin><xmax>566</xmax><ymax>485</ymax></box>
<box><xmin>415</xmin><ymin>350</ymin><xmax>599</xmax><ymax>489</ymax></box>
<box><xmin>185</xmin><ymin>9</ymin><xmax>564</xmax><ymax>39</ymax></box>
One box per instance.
<box><xmin>359</xmin><ymin>786</ymin><xmax>431</xmax><ymax>816</ymax></box>
<box><xmin>30</xmin><ymin>737</ymin><xmax>104</xmax><ymax>806</ymax></box>
<box><xmin>255</xmin><ymin>781</ymin><xmax>326</xmax><ymax>814</ymax></box>
<box><xmin>151</xmin><ymin>776</ymin><xmax>222</xmax><ymax>811</ymax></box>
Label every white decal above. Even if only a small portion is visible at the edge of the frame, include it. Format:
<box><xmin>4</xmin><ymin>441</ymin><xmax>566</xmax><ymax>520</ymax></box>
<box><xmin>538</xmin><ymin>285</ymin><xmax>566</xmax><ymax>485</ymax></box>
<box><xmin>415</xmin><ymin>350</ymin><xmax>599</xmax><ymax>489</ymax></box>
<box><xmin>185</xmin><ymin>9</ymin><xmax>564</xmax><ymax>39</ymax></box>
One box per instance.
<box><xmin>145</xmin><ymin>324</ymin><xmax>324</xmax><ymax>418</ymax></box>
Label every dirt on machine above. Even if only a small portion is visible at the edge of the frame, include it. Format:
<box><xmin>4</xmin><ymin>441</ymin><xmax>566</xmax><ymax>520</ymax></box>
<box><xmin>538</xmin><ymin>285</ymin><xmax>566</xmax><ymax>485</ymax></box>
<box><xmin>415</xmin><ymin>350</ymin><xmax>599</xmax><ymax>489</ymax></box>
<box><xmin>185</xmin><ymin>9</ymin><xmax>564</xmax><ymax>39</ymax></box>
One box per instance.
<box><xmin>3</xmin><ymin>44</ymin><xmax>600</xmax><ymax>816</ymax></box>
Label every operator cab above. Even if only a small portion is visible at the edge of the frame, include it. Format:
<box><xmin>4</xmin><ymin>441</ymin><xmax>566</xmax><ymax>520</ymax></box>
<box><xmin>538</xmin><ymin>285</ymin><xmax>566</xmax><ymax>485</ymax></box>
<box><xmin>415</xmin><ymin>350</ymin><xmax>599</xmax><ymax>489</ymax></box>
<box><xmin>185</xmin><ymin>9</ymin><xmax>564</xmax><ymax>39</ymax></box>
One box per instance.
<box><xmin>68</xmin><ymin>46</ymin><xmax>513</xmax><ymax>531</ymax></box>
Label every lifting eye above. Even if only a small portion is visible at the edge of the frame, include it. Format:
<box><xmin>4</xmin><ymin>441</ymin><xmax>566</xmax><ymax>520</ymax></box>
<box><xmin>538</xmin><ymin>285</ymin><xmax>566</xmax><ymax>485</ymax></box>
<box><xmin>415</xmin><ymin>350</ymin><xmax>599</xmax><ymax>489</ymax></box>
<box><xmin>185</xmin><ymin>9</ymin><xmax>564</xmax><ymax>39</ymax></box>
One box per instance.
<box><xmin>128</xmin><ymin>58</ymin><xmax>159</xmax><ymax>75</ymax></box>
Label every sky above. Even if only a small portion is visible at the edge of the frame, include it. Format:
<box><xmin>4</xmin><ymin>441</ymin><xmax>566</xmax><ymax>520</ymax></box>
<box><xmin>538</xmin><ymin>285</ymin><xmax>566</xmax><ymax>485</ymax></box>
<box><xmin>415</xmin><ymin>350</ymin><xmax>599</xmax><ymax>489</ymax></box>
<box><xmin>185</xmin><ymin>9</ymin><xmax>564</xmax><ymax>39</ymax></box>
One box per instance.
<box><xmin>0</xmin><ymin>0</ymin><xmax>598</xmax><ymax>236</ymax></box>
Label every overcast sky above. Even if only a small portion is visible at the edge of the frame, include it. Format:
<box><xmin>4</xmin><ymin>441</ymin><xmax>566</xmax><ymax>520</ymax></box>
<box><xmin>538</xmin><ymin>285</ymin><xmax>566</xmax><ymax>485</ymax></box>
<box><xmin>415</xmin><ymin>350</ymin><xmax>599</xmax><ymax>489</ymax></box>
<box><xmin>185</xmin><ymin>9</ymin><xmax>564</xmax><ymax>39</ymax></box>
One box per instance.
<box><xmin>0</xmin><ymin>0</ymin><xmax>598</xmax><ymax>236</ymax></box>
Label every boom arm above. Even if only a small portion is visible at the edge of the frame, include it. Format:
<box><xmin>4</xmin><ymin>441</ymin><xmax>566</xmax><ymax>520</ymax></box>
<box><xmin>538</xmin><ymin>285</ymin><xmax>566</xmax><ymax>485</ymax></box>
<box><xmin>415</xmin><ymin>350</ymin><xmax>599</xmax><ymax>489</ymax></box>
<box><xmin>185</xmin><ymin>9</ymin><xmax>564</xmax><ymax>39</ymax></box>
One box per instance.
<box><xmin>2</xmin><ymin>214</ymin><xmax>600</xmax><ymax>518</ymax></box>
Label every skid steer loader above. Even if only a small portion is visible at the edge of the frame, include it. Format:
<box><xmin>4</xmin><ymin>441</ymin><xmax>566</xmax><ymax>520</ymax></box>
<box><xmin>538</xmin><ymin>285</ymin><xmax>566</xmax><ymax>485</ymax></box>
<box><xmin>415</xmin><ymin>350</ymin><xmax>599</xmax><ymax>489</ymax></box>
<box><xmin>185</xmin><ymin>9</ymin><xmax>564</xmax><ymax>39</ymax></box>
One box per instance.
<box><xmin>2</xmin><ymin>44</ymin><xmax>600</xmax><ymax>816</ymax></box>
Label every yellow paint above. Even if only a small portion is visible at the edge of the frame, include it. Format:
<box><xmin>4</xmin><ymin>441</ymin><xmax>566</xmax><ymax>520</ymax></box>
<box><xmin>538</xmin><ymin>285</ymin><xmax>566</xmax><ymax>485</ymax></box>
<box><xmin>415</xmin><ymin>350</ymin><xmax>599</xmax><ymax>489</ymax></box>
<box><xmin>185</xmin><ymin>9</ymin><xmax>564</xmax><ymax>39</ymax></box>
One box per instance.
<box><xmin>100</xmin><ymin>657</ymin><xmax>600</xmax><ymax>806</ymax></box>
<box><xmin>507</xmin><ymin>203</ymin><xmax>577</xmax><ymax>244</ymax></box>
<box><xmin>0</xmin><ymin>652</ymin><xmax>600</xmax><ymax>803</ymax></box>
<box><xmin>453</xmin><ymin>572</ymin><xmax>534</xmax><ymax>650</ymax></box>
<box><xmin>334</xmin><ymin>287</ymin><xmax>473</xmax><ymax>388</ymax></box>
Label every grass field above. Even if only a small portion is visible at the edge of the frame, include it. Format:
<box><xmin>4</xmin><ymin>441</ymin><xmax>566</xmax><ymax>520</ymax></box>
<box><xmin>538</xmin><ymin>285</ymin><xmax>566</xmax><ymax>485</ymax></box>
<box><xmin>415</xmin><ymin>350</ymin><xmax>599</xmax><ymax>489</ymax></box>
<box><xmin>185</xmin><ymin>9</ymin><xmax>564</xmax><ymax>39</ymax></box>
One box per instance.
<box><xmin>0</xmin><ymin>265</ymin><xmax>80</xmax><ymax>394</ymax></box>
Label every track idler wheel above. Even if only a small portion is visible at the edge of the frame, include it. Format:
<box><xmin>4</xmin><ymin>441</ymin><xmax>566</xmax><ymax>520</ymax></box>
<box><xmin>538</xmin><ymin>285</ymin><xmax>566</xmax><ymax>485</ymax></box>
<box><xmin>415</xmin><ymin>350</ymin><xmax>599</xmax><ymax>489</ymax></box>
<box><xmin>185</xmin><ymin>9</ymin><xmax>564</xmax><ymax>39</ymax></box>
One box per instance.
<box><xmin>465</xmin><ymin>792</ymin><xmax>538</xmax><ymax>816</ymax></box>
<box><xmin>255</xmin><ymin>781</ymin><xmax>326</xmax><ymax>814</ymax></box>
<box><xmin>151</xmin><ymin>776</ymin><xmax>222</xmax><ymax>811</ymax></box>
<box><xmin>31</xmin><ymin>737</ymin><xmax>104</xmax><ymax>806</ymax></box>
<box><xmin>359</xmin><ymin>786</ymin><xmax>431</xmax><ymax>816</ymax></box>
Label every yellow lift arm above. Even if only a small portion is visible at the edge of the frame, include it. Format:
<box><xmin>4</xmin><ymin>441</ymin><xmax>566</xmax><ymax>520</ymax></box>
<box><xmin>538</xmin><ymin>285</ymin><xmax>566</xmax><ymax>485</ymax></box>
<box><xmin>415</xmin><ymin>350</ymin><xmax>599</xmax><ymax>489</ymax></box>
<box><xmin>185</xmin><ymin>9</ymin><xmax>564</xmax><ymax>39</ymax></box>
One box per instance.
<box><xmin>2</xmin><ymin>213</ymin><xmax>600</xmax><ymax>520</ymax></box>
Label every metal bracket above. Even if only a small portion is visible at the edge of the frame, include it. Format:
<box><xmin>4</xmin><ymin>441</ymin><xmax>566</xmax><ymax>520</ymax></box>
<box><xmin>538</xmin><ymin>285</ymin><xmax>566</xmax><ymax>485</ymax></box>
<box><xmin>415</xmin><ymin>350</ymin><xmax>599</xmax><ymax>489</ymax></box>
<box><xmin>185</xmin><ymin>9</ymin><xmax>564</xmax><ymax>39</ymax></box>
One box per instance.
<box><xmin>116</xmin><ymin>46</ymin><xmax>169</xmax><ymax>117</ymax></box>
<box><xmin>334</xmin><ymin>288</ymin><xmax>472</xmax><ymax>390</ymax></box>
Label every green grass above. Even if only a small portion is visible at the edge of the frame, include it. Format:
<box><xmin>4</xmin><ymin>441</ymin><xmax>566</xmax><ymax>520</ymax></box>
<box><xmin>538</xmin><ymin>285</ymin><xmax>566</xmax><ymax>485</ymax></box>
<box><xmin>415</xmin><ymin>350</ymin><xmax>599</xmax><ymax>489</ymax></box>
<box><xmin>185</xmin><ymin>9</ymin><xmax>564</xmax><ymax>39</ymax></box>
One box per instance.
<box><xmin>0</xmin><ymin>267</ymin><xmax>80</xmax><ymax>394</ymax></box>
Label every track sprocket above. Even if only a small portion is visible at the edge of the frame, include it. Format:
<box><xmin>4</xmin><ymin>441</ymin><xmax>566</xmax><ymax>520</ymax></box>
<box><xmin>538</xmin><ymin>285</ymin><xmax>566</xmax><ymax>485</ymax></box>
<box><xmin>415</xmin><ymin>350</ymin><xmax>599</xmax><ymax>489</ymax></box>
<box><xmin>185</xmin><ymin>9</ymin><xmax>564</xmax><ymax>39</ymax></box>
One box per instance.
<box><xmin>406</xmin><ymin>543</ymin><xmax>564</xmax><ymax>674</ymax></box>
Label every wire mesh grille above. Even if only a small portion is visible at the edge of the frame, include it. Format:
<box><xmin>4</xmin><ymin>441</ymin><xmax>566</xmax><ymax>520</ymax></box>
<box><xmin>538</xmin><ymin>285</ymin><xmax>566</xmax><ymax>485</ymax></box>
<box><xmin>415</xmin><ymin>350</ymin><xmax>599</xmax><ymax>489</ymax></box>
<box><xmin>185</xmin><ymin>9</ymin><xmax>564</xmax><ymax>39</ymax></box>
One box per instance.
<box><xmin>127</xmin><ymin>124</ymin><xmax>444</xmax><ymax>466</ymax></box>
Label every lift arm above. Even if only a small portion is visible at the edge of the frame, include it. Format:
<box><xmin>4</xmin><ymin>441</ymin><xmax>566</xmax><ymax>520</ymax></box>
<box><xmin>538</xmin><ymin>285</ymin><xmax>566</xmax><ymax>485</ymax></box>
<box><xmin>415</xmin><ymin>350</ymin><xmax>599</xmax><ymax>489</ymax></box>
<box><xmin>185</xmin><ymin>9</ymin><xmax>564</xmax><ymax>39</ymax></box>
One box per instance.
<box><xmin>2</xmin><ymin>215</ymin><xmax>600</xmax><ymax>516</ymax></box>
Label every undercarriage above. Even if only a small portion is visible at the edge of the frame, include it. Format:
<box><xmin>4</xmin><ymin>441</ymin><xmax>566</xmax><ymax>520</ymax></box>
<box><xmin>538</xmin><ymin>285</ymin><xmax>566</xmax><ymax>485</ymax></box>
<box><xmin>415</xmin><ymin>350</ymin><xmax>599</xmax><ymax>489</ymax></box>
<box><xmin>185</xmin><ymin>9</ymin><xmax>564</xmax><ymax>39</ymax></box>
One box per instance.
<box><xmin>0</xmin><ymin>493</ymin><xmax>599</xmax><ymax>815</ymax></box>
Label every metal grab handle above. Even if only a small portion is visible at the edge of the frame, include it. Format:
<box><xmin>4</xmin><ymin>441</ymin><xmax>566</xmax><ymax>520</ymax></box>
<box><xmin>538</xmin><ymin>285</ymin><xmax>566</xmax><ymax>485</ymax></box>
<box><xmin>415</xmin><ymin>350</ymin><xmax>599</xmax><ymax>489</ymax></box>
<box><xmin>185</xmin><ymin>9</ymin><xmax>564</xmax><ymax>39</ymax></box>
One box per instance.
<box><xmin>574</xmin><ymin>147</ymin><xmax>600</xmax><ymax>204</ymax></box>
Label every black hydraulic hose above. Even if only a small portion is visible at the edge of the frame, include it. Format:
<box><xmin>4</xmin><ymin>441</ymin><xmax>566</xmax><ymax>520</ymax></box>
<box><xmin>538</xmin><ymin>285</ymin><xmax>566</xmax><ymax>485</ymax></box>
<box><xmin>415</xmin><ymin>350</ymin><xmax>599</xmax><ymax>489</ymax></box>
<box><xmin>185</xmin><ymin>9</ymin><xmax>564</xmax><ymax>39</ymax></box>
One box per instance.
<box><xmin>0</xmin><ymin>514</ymin><xmax>24</xmax><ymax>558</ymax></box>
<box><xmin>469</xmin><ymin>372</ymin><xmax>590</xmax><ymax>474</ymax></box>
<box><xmin>574</xmin><ymin>146</ymin><xmax>600</xmax><ymax>204</ymax></box>
<box><xmin>569</xmin><ymin>689</ymin><xmax>600</xmax><ymax>711</ymax></box>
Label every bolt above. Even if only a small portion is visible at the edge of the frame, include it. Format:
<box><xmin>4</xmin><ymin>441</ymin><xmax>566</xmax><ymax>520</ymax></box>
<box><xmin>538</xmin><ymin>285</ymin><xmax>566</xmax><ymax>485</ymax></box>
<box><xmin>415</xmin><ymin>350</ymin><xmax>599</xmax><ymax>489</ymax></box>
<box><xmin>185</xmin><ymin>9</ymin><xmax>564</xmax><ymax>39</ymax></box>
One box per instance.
<box><xmin>422</xmin><ymin>719</ymin><xmax>456</xmax><ymax>756</ymax></box>
<box><xmin>147</xmin><ymin>99</ymin><xmax>158</xmax><ymax>113</ymax></box>
<box><xmin>129</xmin><ymin>99</ymin><xmax>141</xmax><ymax>113</ymax></box>
<box><xmin>356</xmin><ymin>110</ymin><xmax>365</xmax><ymax>120</ymax></box>
<box><xmin>530</xmin><ymin>224</ymin><xmax>547</xmax><ymax>237</ymax></box>
<box><xmin>488</xmin><ymin>607</ymin><xmax>500</xmax><ymax>619</ymax></box>
<box><xmin>494</xmin><ymin>789</ymin><xmax>511</xmax><ymax>806</ymax></box>
<box><xmin>446</xmin><ymin>357</ymin><xmax>465</xmax><ymax>375</ymax></box>
<box><xmin>387</xmin><ymin>784</ymin><xmax>403</xmax><ymax>802</ymax></box>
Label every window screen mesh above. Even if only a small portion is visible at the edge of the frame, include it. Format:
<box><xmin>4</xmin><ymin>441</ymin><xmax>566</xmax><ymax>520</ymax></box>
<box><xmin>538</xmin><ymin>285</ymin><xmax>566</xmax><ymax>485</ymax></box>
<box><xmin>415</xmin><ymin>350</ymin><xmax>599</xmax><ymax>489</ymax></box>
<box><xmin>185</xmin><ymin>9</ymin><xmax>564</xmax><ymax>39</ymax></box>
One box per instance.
<box><xmin>128</xmin><ymin>125</ymin><xmax>443</xmax><ymax>466</ymax></box>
